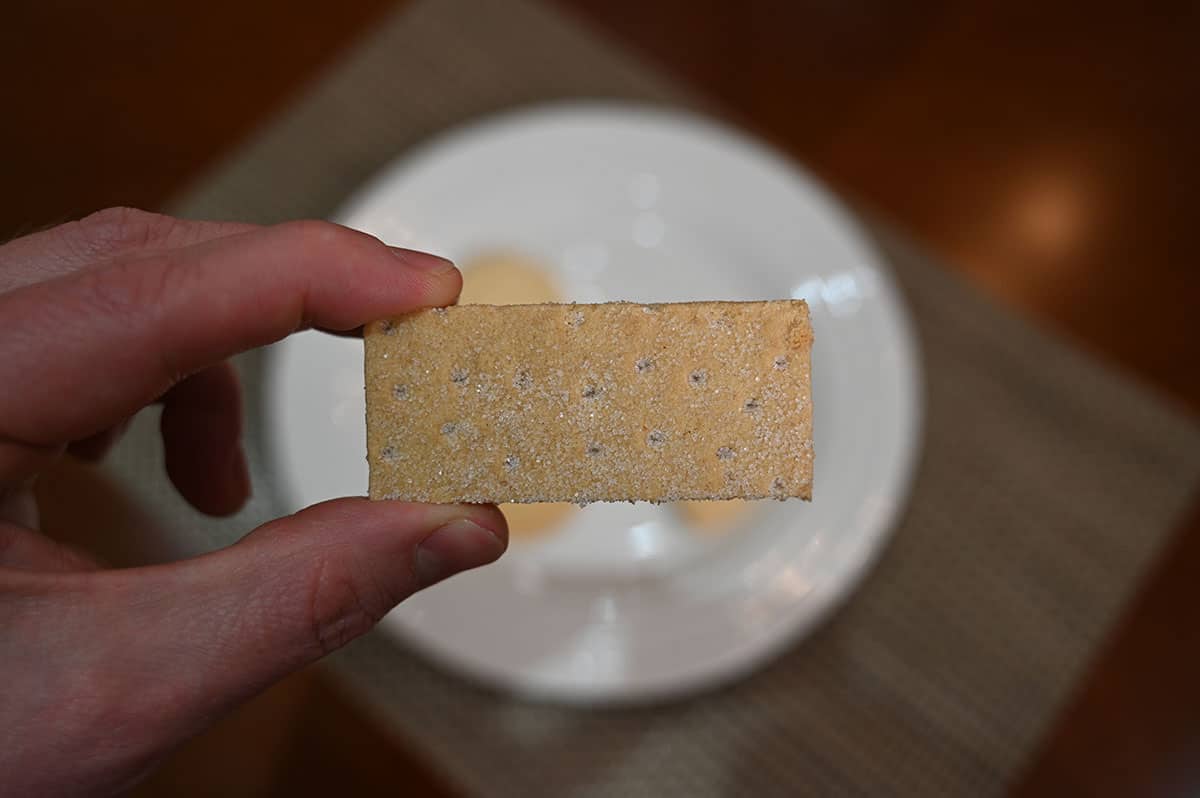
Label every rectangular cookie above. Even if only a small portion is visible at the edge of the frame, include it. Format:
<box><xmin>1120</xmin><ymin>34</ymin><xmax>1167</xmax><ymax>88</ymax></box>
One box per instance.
<box><xmin>365</xmin><ymin>301</ymin><xmax>812</xmax><ymax>504</ymax></box>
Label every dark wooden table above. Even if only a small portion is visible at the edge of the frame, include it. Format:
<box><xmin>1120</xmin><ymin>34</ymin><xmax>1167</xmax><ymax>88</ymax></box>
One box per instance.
<box><xmin>5</xmin><ymin>1</ymin><xmax>1198</xmax><ymax>795</ymax></box>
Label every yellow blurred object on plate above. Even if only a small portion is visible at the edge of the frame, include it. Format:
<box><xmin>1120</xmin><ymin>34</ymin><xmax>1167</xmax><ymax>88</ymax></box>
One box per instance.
<box><xmin>458</xmin><ymin>250</ymin><xmax>562</xmax><ymax>305</ymax></box>
<box><xmin>460</xmin><ymin>250</ymin><xmax>577</xmax><ymax>539</ymax></box>
<box><xmin>676</xmin><ymin>500</ymin><xmax>755</xmax><ymax>536</ymax></box>
<box><xmin>498</xmin><ymin>502</ymin><xmax>578</xmax><ymax>540</ymax></box>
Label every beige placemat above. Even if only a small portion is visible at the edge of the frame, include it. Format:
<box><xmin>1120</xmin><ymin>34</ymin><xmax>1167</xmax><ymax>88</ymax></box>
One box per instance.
<box><xmin>99</xmin><ymin>0</ymin><xmax>1200</xmax><ymax>794</ymax></box>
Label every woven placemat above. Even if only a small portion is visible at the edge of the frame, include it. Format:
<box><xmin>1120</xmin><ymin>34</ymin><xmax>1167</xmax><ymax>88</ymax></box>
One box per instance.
<box><xmin>104</xmin><ymin>0</ymin><xmax>1200</xmax><ymax>794</ymax></box>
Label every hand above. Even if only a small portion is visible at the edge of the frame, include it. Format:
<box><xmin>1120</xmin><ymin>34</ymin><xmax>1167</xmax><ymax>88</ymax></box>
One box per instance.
<box><xmin>0</xmin><ymin>208</ymin><xmax>508</xmax><ymax>796</ymax></box>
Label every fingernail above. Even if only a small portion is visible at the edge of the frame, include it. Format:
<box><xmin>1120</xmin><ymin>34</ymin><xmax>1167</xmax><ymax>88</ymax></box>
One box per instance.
<box><xmin>389</xmin><ymin>246</ymin><xmax>456</xmax><ymax>275</ymax></box>
<box><xmin>415</xmin><ymin>519</ymin><xmax>504</xmax><ymax>588</ymax></box>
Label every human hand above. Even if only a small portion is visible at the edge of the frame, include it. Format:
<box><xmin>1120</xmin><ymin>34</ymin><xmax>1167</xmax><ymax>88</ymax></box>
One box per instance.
<box><xmin>0</xmin><ymin>208</ymin><xmax>508</xmax><ymax>796</ymax></box>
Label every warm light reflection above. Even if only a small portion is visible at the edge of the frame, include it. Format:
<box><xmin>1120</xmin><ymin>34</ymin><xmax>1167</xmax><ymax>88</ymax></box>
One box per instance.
<box><xmin>1008</xmin><ymin>170</ymin><xmax>1090</xmax><ymax>260</ymax></box>
<box><xmin>770</xmin><ymin>565</ymin><xmax>813</xmax><ymax>600</ymax></box>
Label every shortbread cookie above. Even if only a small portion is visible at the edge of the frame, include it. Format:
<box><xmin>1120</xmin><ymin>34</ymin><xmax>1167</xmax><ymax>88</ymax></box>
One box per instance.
<box><xmin>365</xmin><ymin>301</ymin><xmax>813</xmax><ymax>504</ymax></box>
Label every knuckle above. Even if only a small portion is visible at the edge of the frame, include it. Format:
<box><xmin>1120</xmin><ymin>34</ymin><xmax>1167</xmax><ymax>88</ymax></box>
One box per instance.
<box><xmin>72</xmin><ymin>207</ymin><xmax>174</xmax><ymax>259</ymax></box>
<box><xmin>279</xmin><ymin>218</ymin><xmax>344</xmax><ymax>245</ymax></box>
<box><xmin>72</xmin><ymin>255</ymin><xmax>191</xmax><ymax>385</ymax></box>
<box><xmin>302</xmin><ymin>551</ymin><xmax>394</xmax><ymax>657</ymax></box>
<box><xmin>277</xmin><ymin>219</ymin><xmax>379</xmax><ymax>257</ymax></box>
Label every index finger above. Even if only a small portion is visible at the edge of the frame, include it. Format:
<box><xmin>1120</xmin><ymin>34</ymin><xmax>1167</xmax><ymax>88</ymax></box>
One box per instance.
<box><xmin>0</xmin><ymin>220</ymin><xmax>460</xmax><ymax>445</ymax></box>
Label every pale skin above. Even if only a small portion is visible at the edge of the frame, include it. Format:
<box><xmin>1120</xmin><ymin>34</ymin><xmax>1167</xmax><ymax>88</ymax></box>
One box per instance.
<box><xmin>0</xmin><ymin>208</ymin><xmax>509</xmax><ymax>796</ymax></box>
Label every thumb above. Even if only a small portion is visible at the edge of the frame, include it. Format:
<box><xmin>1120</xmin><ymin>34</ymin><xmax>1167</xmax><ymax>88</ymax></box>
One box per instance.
<box><xmin>112</xmin><ymin>499</ymin><xmax>506</xmax><ymax>726</ymax></box>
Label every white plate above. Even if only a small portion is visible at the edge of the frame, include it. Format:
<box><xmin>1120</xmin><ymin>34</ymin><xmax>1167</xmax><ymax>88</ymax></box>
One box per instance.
<box><xmin>263</xmin><ymin>104</ymin><xmax>922</xmax><ymax>705</ymax></box>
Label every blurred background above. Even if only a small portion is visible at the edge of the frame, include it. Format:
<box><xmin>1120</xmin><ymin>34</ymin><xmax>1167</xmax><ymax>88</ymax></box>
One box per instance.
<box><xmin>4</xmin><ymin>1</ymin><xmax>1198</xmax><ymax>795</ymax></box>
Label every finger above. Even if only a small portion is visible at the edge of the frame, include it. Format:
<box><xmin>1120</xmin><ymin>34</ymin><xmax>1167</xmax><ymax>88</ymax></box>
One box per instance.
<box><xmin>95</xmin><ymin>499</ymin><xmax>506</xmax><ymax>732</ymax></box>
<box><xmin>160</xmin><ymin>363</ymin><xmax>249</xmax><ymax>517</ymax></box>
<box><xmin>0</xmin><ymin>207</ymin><xmax>257</xmax><ymax>295</ymax></box>
<box><xmin>0</xmin><ymin>485</ymin><xmax>38</xmax><ymax>530</ymax></box>
<box><xmin>66</xmin><ymin>365</ymin><xmax>248</xmax><ymax>513</ymax></box>
<box><xmin>0</xmin><ymin>521</ymin><xmax>100</xmax><ymax>572</ymax></box>
<box><xmin>316</xmin><ymin>248</ymin><xmax>462</xmax><ymax>339</ymax></box>
<box><xmin>0</xmin><ymin>221</ymin><xmax>460</xmax><ymax>446</ymax></box>
<box><xmin>67</xmin><ymin>418</ymin><xmax>132</xmax><ymax>462</ymax></box>
<box><xmin>320</xmin><ymin>325</ymin><xmax>365</xmax><ymax>338</ymax></box>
